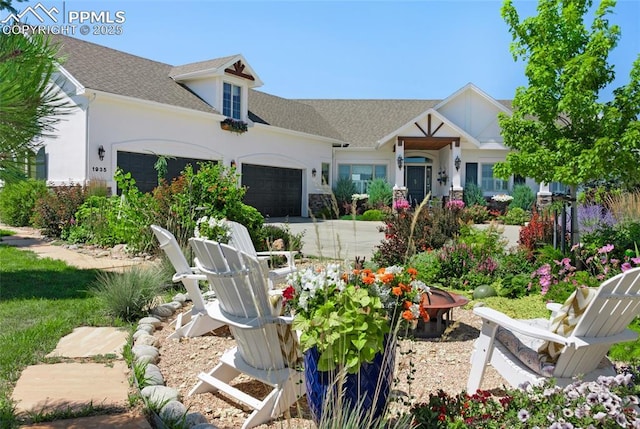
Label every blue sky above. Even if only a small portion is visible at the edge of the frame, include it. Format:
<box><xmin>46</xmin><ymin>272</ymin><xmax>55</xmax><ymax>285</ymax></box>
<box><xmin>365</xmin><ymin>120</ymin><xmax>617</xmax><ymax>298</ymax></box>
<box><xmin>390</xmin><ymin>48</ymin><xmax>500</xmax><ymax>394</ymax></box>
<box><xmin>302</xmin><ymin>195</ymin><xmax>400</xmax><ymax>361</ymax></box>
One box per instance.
<box><xmin>8</xmin><ymin>0</ymin><xmax>640</xmax><ymax>100</ymax></box>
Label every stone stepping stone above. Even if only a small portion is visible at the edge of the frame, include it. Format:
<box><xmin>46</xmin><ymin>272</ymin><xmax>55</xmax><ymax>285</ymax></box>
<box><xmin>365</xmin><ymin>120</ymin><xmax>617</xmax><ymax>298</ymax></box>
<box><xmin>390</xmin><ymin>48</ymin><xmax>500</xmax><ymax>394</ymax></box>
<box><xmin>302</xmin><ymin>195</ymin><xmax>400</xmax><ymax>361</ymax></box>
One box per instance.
<box><xmin>46</xmin><ymin>327</ymin><xmax>128</xmax><ymax>358</ymax></box>
<box><xmin>19</xmin><ymin>413</ymin><xmax>152</xmax><ymax>428</ymax></box>
<box><xmin>12</xmin><ymin>362</ymin><xmax>129</xmax><ymax>414</ymax></box>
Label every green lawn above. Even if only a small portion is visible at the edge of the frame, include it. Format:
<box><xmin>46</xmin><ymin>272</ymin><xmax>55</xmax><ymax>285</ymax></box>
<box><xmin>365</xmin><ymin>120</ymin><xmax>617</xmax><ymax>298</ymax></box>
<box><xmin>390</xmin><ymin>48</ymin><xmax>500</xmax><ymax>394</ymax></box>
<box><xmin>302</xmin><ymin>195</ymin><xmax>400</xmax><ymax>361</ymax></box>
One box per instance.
<box><xmin>0</xmin><ymin>245</ymin><xmax>126</xmax><ymax>427</ymax></box>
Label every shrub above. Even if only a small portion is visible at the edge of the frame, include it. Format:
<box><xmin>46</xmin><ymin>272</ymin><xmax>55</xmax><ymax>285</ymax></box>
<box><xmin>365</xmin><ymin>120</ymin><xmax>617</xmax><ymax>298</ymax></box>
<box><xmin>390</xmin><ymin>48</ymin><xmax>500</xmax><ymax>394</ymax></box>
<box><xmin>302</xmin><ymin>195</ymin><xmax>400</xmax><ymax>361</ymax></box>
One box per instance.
<box><xmin>509</xmin><ymin>184</ymin><xmax>535</xmax><ymax>211</ymax></box>
<box><xmin>501</xmin><ymin>207</ymin><xmax>530</xmax><ymax>225</ymax></box>
<box><xmin>361</xmin><ymin>209</ymin><xmax>384</xmax><ymax>221</ymax></box>
<box><xmin>518</xmin><ymin>210</ymin><xmax>554</xmax><ymax>251</ymax></box>
<box><xmin>463</xmin><ymin>182</ymin><xmax>486</xmax><ymax>207</ymax></box>
<box><xmin>373</xmin><ymin>204</ymin><xmax>461</xmax><ymax>266</ymax></box>
<box><xmin>408</xmin><ymin>250</ymin><xmax>442</xmax><ymax>285</ymax></box>
<box><xmin>366</xmin><ymin>178</ymin><xmax>392</xmax><ymax>208</ymax></box>
<box><xmin>257</xmin><ymin>223</ymin><xmax>305</xmax><ymax>252</ymax></box>
<box><xmin>89</xmin><ymin>265</ymin><xmax>166</xmax><ymax>322</ymax></box>
<box><xmin>110</xmin><ymin>169</ymin><xmax>157</xmax><ymax>253</ymax></box>
<box><xmin>438</xmin><ymin>242</ymin><xmax>475</xmax><ymax>280</ymax></box>
<box><xmin>460</xmin><ymin>204</ymin><xmax>490</xmax><ymax>224</ymax></box>
<box><xmin>32</xmin><ymin>183</ymin><xmax>88</xmax><ymax>238</ymax></box>
<box><xmin>0</xmin><ymin>179</ymin><xmax>47</xmax><ymax>226</ymax></box>
<box><xmin>70</xmin><ymin>195</ymin><xmax>119</xmax><ymax>246</ymax></box>
<box><xmin>333</xmin><ymin>177</ymin><xmax>357</xmax><ymax>215</ymax></box>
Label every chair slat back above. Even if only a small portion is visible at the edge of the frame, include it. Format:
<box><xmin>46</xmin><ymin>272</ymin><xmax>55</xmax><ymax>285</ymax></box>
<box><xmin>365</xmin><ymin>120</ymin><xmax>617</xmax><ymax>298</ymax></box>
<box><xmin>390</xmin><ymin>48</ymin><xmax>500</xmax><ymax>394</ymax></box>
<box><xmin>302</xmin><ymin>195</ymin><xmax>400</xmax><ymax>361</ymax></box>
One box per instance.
<box><xmin>189</xmin><ymin>238</ymin><xmax>270</xmax><ymax>318</ymax></box>
<box><xmin>190</xmin><ymin>238</ymin><xmax>291</xmax><ymax>370</ymax></box>
<box><xmin>554</xmin><ymin>267</ymin><xmax>640</xmax><ymax>377</ymax></box>
<box><xmin>151</xmin><ymin>225</ymin><xmax>207</xmax><ymax>312</ymax></box>
<box><xmin>226</xmin><ymin>221</ymin><xmax>259</xmax><ymax>258</ymax></box>
<box><xmin>573</xmin><ymin>267</ymin><xmax>640</xmax><ymax>338</ymax></box>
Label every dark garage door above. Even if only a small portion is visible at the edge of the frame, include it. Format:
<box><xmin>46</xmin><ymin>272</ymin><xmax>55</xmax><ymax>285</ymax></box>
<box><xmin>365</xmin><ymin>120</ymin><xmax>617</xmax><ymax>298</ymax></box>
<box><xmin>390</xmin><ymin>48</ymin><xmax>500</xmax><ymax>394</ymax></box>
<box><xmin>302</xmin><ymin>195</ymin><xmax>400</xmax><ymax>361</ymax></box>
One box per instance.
<box><xmin>242</xmin><ymin>164</ymin><xmax>302</xmax><ymax>217</ymax></box>
<box><xmin>117</xmin><ymin>151</ymin><xmax>214</xmax><ymax>194</ymax></box>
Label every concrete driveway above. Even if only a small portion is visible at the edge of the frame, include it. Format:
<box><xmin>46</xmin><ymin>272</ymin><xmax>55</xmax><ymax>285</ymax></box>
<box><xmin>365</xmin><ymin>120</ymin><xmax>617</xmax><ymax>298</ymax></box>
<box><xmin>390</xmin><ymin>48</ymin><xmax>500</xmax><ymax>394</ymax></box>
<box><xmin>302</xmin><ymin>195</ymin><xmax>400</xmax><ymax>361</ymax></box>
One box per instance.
<box><xmin>266</xmin><ymin>217</ymin><xmax>384</xmax><ymax>261</ymax></box>
<box><xmin>267</xmin><ymin>217</ymin><xmax>522</xmax><ymax>262</ymax></box>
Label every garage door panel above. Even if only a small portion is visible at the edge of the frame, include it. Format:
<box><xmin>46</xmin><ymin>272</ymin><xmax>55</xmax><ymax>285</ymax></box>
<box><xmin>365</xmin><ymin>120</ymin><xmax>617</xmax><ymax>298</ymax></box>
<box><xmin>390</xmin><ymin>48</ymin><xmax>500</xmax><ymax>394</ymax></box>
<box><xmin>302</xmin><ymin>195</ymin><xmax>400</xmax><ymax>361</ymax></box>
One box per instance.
<box><xmin>242</xmin><ymin>164</ymin><xmax>302</xmax><ymax>217</ymax></box>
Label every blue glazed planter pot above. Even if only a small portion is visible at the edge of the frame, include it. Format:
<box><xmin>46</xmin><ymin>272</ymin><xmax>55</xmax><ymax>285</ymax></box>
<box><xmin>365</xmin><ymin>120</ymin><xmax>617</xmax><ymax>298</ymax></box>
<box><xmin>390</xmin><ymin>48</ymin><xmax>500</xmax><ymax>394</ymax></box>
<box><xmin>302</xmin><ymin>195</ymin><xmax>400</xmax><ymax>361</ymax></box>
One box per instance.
<box><xmin>303</xmin><ymin>338</ymin><xmax>396</xmax><ymax>425</ymax></box>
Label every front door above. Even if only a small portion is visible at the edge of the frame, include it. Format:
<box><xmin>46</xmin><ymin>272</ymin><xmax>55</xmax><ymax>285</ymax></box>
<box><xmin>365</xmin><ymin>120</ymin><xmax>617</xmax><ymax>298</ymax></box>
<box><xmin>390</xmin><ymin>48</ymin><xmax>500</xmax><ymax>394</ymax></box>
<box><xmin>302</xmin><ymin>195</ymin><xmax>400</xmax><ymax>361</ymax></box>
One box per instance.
<box><xmin>406</xmin><ymin>165</ymin><xmax>432</xmax><ymax>206</ymax></box>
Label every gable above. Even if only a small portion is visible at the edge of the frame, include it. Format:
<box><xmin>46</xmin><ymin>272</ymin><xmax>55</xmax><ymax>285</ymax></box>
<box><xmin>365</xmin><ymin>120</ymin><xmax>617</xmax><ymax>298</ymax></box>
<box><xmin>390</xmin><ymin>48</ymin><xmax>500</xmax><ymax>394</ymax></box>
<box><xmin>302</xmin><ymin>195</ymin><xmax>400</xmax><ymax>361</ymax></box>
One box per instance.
<box><xmin>436</xmin><ymin>84</ymin><xmax>511</xmax><ymax>144</ymax></box>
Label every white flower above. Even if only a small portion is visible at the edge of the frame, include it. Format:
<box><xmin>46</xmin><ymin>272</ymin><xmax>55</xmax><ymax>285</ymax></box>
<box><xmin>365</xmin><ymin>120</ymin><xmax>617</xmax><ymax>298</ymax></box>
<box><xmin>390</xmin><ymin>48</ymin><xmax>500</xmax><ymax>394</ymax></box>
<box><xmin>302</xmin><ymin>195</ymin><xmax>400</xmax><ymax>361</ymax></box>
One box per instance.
<box><xmin>491</xmin><ymin>194</ymin><xmax>513</xmax><ymax>202</ymax></box>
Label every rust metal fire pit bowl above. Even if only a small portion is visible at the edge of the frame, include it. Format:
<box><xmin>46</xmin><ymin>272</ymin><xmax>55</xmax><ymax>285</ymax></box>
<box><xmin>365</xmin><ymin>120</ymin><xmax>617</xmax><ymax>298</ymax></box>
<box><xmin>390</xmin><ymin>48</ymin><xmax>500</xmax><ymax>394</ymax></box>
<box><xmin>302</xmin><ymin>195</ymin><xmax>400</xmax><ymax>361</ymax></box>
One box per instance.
<box><xmin>414</xmin><ymin>288</ymin><xmax>469</xmax><ymax>338</ymax></box>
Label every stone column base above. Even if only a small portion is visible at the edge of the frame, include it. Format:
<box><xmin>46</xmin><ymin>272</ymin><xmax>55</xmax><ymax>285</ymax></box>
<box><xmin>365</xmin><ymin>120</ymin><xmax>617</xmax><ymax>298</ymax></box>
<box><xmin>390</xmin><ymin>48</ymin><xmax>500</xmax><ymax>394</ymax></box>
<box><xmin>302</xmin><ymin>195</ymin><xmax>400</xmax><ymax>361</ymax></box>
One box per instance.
<box><xmin>536</xmin><ymin>192</ymin><xmax>552</xmax><ymax>210</ymax></box>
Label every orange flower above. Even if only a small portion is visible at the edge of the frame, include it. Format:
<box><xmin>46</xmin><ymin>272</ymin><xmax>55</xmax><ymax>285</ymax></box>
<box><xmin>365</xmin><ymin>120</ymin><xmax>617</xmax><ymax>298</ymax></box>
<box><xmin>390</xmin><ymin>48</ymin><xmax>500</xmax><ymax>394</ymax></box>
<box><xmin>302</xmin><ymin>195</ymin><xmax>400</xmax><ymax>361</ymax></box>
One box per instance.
<box><xmin>398</xmin><ymin>282</ymin><xmax>410</xmax><ymax>292</ymax></box>
<box><xmin>380</xmin><ymin>273</ymin><xmax>394</xmax><ymax>284</ymax></box>
<box><xmin>362</xmin><ymin>269</ymin><xmax>373</xmax><ymax>276</ymax></box>
<box><xmin>407</xmin><ymin>267</ymin><xmax>418</xmax><ymax>277</ymax></box>
<box><xmin>392</xmin><ymin>286</ymin><xmax>403</xmax><ymax>296</ymax></box>
<box><xmin>362</xmin><ymin>275</ymin><xmax>375</xmax><ymax>285</ymax></box>
<box><xmin>402</xmin><ymin>310</ymin><xmax>414</xmax><ymax>321</ymax></box>
<box><xmin>376</xmin><ymin>267</ymin><xmax>386</xmax><ymax>274</ymax></box>
<box><xmin>403</xmin><ymin>301</ymin><xmax>412</xmax><ymax>309</ymax></box>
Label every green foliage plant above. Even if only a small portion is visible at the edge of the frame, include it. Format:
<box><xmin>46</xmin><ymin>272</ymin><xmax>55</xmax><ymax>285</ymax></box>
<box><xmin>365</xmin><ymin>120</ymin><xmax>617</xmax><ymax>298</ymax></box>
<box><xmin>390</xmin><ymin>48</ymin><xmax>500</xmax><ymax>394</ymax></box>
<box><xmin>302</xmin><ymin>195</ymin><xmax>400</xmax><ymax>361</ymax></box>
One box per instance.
<box><xmin>367</xmin><ymin>178</ymin><xmax>393</xmax><ymax>208</ymax></box>
<box><xmin>460</xmin><ymin>204</ymin><xmax>490</xmax><ymax>224</ymax></box>
<box><xmin>111</xmin><ymin>169</ymin><xmax>157</xmax><ymax>253</ymax></box>
<box><xmin>258</xmin><ymin>223</ymin><xmax>305</xmax><ymax>252</ymax></box>
<box><xmin>89</xmin><ymin>265</ymin><xmax>165</xmax><ymax>322</ymax></box>
<box><xmin>333</xmin><ymin>177</ymin><xmax>358</xmax><ymax>216</ymax></box>
<box><xmin>284</xmin><ymin>264</ymin><xmax>427</xmax><ymax>374</ymax></box>
<box><xmin>361</xmin><ymin>209</ymin><xmax>384</xmax><ymax>221</ymax></box>
<box><xmin>0</xmin><ymin>32</ymin><xmax>71</xmax><ymax>183</ymax></box>
<box><xmin>0</xmin><ymin>179</ymin><xmax>47</xmax><ymax>226</ymax></box>
<box><xmin>463</xmin><ymin>183</ymin><xmax>486</xmax><ymax>207</ymax></box>
<box><xmin>500</xmin><ymin>207</ymin><xmax>530</xmax><ymax>225</ymax></box>
<box><xmin>509</xmin><ymin>184</ymin><xmax>535</xmax><ymax>211</ymax></box>
<box><xmin>32</xmin><ymin>182</ymin><xmax>88</xmax><ymax>238</ymax></box>
<box><xmin>408</xmin><ymin>250</ymin><xmax>442</xmax><ymax>286</ymax></box>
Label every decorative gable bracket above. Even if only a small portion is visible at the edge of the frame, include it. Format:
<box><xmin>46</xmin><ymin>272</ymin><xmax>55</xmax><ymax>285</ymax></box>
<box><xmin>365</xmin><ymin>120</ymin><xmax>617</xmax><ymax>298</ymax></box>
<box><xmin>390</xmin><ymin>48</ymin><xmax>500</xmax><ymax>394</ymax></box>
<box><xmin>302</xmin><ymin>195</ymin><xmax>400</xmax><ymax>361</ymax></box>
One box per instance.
<box><xmin>224</xmin><ymin>61</ymin><xmax>255</xmax><ymax>81</ymax></box>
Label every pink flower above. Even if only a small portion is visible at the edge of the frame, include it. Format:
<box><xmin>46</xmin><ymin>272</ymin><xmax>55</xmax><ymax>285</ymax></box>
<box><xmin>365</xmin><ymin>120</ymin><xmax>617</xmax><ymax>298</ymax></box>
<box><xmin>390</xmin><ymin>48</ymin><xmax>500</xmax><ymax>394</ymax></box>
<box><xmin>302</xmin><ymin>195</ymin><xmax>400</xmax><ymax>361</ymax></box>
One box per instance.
<box><xmin>598</xmin><ymin>244</ymin><xmax>614</xmax><ymax>254</ymax></box>
<box><xmin>621</xmin><ymin>262</ymin><xmax>633</xmax><ymax>272</ymax></box>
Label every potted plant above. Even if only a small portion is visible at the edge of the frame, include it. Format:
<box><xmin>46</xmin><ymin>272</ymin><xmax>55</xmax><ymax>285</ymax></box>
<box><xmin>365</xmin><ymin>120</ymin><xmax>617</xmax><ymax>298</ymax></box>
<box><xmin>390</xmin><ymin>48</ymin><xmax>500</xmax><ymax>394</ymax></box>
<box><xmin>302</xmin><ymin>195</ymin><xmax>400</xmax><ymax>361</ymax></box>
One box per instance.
<box><xmin>220</xmin><ymin>117</ymin><xmax>248</xmax><ymax>134</ymax></box>
<box><xmin>283</xmin><ymin>264</ymin><xmax>430</xmax><ymax>424</ymax></box>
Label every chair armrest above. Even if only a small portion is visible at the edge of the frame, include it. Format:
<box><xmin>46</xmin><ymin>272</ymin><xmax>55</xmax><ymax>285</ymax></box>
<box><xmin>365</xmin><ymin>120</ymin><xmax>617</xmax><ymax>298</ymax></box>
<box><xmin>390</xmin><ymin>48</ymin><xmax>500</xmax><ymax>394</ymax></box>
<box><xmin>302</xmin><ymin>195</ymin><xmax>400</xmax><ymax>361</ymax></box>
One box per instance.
<box><xmin>473</xmin><ymin>306</ymin><xmax>569</xmax><ymax>346</ymax></box>
<box><xmin>546</xmin><ymin>302</ymin><xmax>562</xmax><ymax>316</ymax></box>
<box><xmin>172</xmin><ymin>272</ymin><xmax>207</xmax><ymax>283</ymax></box>
<box><xmin>255</xmin><ymin>250</ymin><xmax>298</xmax><ymax>268</ymax></box>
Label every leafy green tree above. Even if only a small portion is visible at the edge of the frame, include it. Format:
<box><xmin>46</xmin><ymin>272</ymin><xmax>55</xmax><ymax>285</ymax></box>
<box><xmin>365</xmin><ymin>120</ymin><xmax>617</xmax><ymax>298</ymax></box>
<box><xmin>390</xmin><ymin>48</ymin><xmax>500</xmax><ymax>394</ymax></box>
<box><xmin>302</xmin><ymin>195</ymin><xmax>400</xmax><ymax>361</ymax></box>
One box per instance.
<box><xmin>495</xmin><ymin>0</ymin><xmax>640</xmax><ymax>191</ymax></box>
<box><xmin>0</xmin><ymin>31</ymin><xmax>68</xmax><ymax>183</ymax></box>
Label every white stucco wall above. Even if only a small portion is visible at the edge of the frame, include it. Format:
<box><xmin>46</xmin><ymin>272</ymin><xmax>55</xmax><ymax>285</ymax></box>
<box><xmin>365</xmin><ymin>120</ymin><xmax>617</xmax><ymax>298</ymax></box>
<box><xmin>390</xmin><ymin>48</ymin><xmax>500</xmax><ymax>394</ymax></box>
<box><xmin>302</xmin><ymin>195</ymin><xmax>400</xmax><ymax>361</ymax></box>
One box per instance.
<box><xmin>43</xmin><ymin>93</ymin><xmax>88</xmax><ymax>186</ymax></box>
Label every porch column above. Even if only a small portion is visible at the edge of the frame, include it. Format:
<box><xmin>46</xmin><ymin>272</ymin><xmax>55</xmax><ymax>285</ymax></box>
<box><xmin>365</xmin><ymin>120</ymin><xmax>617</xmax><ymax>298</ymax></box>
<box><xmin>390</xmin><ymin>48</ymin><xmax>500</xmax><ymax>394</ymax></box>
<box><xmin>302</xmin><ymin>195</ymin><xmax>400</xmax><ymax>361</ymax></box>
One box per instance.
<box><xmin>450</xmin><ymin>140</ymin><xmax>463</xmax><ymax>201</ymax></box>
<box><xmin>537</xmin><ymin>183</ymin><xmax>552</xmax><ymax>209</ymax></box>
<box><xmin>393</xmin><ymin>140</ymin><xmax>408</xmax><ymax>207</ymax></box>
<box><xmin>395</xmin><ymin>140</ymin><xmax>405</xmax><ymax>188</ymax></box>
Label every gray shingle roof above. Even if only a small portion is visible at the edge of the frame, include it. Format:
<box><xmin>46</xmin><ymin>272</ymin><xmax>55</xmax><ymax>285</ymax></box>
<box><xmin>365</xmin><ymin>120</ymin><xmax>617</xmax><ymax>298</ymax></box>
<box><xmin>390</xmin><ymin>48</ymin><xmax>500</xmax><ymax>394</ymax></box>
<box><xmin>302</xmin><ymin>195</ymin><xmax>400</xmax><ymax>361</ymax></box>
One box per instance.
<box><xmin>51</xmin><ymin>35</ymin><xmax>216</xmax><ymax>114</ymax></box>
<box><xmin>294</xmin><ymin>99</ymin><xmax>440</xmax><ymax>148</ymax></box>
<box><xmin>248</xmin><ymin>90</ymin><xmax>344</xmax><ymax>141</ymax></box>
<box><xmin>50</xmin><ymin>36</ymin><xmax>511</xmax><ymax>148</ymax></box>
<box><xmin>169</xmin><ymin>55</ymin><xmax>239</xmax><ymax>78</ymax></box>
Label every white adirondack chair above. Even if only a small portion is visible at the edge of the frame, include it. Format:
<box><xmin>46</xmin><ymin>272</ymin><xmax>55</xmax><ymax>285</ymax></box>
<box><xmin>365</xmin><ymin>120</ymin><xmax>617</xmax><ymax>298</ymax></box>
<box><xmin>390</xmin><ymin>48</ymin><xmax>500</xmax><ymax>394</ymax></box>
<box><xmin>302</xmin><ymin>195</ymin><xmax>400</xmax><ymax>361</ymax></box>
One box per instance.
<box><xmin>467</xmin><ymin>267</ymin><xmax>640</xmax><ymax>392</ymax></box>
<box><xmin>151</xmin><ymin>225</ymin><xmax>224</xmax><ymax>339</ymax></box>
<box><xmin>226</xmin><ymin>220</ymin><xmax>298</xmax><ymax>288</ymax></box>
<box><xmin>188</xmin><ymin>237</ymin><xmax>304</xmax><ymax>429</ymax></box>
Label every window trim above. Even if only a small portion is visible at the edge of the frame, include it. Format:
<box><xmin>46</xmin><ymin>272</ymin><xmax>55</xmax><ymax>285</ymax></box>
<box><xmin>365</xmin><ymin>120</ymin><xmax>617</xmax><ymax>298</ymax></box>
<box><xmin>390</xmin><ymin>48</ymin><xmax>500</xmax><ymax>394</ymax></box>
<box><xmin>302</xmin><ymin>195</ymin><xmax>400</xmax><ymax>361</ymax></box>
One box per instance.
<box><xmin>223</xmin><ymin>82</ymin><xmax>242</xmax><ymax>120</ymax></box>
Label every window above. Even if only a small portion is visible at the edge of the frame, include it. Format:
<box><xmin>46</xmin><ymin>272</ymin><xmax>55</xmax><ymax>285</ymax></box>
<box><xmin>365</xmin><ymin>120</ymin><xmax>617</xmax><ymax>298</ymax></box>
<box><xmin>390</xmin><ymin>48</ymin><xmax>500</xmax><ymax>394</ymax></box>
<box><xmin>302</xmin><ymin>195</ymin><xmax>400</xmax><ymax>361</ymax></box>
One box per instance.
<box><xmin>223</xmin><ymin>82</ymin><xmax>241</xmax><ymax>119</ymax></box>
<box><xmin>481</xmin><ymin>163</ymin><xmax>508</xmax><ymax>192</ymax></box>
<box><xmin>550</xmin><ymin>182</ymin><xmax>568</xmax><ymax>195</ymax></box>
<box><xmin>338</xmin><ymin>164</ymin><xmax>387</xmax><ymax>193</ymax></box>
<box><xmin>321</xmin><ymin>162</ymin><xmax>330</xmax><ymax>186</ymax></box>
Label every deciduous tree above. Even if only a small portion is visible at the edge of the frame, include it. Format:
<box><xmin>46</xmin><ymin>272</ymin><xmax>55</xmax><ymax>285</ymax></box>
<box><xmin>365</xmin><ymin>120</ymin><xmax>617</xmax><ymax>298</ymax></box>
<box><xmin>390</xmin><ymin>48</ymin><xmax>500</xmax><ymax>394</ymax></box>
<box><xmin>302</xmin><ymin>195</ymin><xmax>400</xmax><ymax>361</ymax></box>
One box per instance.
<box><xmin>494</xmin><ymin>0</ymin><xmax>640</xmax><ymax>190</ymax></box>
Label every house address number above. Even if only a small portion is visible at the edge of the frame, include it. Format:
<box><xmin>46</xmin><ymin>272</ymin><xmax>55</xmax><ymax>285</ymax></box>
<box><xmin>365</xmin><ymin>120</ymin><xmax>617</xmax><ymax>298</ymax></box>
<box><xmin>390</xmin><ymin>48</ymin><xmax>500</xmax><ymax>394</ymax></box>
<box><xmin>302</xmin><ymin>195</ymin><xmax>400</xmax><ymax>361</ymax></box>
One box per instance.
<box><xmin>92</xmin><ymin>166</ymin><xmax>108</xmax><ymax>173</ymax></box>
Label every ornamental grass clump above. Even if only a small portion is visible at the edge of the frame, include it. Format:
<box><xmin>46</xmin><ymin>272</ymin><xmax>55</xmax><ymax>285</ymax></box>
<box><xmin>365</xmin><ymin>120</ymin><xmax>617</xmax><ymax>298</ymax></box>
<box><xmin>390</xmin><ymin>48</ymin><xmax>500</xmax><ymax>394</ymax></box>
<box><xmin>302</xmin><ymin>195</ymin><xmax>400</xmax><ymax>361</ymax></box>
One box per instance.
<box><xmin>283</xmin><ymin>264</ymin><xmax>430</xmax><ymax>373</ymax></box>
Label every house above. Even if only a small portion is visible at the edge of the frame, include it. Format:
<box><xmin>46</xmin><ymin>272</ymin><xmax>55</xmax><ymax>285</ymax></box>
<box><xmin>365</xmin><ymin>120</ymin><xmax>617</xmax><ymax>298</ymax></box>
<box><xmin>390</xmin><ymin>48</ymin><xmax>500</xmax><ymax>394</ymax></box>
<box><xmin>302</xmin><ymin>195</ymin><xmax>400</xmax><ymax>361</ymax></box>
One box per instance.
<box><xmin>36</xmin><ymin>34</ymin><xmax>546</xmax><ymax>218</ymax></box>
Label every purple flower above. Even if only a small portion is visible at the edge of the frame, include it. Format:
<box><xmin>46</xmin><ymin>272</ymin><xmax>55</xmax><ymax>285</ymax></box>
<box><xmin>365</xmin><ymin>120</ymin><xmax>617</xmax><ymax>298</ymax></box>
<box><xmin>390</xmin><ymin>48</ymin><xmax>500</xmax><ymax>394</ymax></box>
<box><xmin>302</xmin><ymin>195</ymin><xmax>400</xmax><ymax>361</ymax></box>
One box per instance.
<box><xmin>622</xmin><ymin>262</ymin><xmax>633</xmax><ymax>272</ymax></box>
